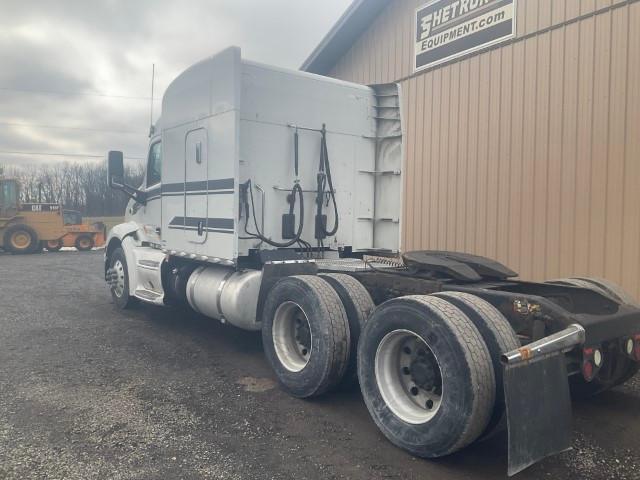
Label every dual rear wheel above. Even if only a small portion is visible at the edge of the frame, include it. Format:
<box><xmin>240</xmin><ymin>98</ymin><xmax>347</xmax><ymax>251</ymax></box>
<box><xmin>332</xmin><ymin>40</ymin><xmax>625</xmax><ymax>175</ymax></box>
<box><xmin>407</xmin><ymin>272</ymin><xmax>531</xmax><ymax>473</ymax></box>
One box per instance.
<box><xmin>261</xmin><ymin>275</ymin><xmax>518</xmax><ymax>458</ymax></box>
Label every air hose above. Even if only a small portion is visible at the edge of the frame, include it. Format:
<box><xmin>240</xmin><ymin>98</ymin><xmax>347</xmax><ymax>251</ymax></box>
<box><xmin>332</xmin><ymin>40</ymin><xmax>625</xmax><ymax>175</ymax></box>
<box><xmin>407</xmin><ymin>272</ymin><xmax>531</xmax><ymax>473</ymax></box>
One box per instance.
<box><xmin>241</xmin><ymin>124</ymin><xmax>338</xmax><ymax>249</ymax></box>
<box><xmin>241</xmin><ymin>179</ymin><xmax>305</xmax><ymax>248</ymax></box>
<box><xmin>315</xmin><ymin>125</ymin><xmax>339</xmax><ymax>238</ymax></box>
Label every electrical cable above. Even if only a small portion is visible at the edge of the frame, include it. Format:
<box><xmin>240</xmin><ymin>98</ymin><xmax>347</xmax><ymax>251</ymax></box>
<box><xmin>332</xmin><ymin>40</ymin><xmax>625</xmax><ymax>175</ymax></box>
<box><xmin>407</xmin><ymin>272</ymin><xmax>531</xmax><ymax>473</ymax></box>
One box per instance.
<box><xmin>315</xmin><ymin>124</ymin><xmax>339</xmax><ymax>238</ymax></box>
<box><xmin>240</xmin><ymin>125</ymin><xmax>338</xmax><ymax>253</ymax></box>
<box><xmin>241</xmin><ymin>179</ymin><xmax>305</xmax><ymax>248</ymax></box>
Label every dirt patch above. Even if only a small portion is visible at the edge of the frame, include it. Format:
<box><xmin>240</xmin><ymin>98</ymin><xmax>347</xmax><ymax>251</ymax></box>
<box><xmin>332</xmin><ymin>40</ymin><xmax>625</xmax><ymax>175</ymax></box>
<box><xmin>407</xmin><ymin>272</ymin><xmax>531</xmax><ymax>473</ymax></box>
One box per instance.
<box><xmin>236</xmin><ymin>376</ymin><xmax>276</xmax><ymax>393</ymax></box>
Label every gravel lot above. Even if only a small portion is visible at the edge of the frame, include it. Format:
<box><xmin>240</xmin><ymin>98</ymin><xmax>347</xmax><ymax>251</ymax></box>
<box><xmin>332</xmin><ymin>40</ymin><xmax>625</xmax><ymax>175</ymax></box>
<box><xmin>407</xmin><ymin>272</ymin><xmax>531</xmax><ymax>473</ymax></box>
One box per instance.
<box><xmin>0</xmin><ymin>251</ymin><xmax>639</xmax><ymax>479</ymax></box>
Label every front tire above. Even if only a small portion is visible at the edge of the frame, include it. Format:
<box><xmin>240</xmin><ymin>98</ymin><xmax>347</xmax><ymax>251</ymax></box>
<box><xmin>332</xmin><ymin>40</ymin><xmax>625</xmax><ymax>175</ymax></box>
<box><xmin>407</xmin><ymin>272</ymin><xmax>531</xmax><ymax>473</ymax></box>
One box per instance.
<box><xmin>3</xmin><ymin>224</ymin><xmax>39</xmax><ymax>254</ymax></box>
<box><xmin>108</xmin><ymin>247</ymin><xmax>137</xmax><ymax>309</ymax></box>
<box><xmin>358</xmin><ymin>295</ymin><xmax>495</xmax><ymax>458</ymax></box>
<box><xmin>261</xmin><ymin>275</ymin><xmax>350</xmax><ymax>398</ymax></box>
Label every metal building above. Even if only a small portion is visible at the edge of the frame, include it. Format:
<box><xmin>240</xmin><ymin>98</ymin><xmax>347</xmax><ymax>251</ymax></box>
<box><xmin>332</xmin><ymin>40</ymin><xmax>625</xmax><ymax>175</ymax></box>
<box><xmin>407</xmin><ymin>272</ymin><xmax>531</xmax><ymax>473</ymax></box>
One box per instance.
<box><xmin>303</xmin><ymin>0</ymin><xmax>640</xmax><ymax>299</ymax></box>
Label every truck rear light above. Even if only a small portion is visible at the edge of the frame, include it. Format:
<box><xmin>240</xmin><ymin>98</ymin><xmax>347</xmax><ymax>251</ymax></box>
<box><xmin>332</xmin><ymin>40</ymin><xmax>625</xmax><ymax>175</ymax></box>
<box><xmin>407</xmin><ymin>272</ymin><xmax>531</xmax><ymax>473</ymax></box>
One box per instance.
<box><xmin>626</xmin><ymin>338</ymin><xmax>635</xmax><ymax>356</ymax></box>
<box><xmin>634</xmin><ymin>335</ymin><xmax>640</xmax><ymax>362</ymax></box>
<box><xmin>623</xmin><ymin>335</ymin><xmax>640</xmax><ymax>362</ymax></box>
<box><xmin>581</xmin><ymin>347</ymin><xmax>602</xmax><ymax>382</ymax></box>
<box><xmin>593</xmin><ymin>348</ymin><xmax>603</xmax><ymax>367</ymax></box>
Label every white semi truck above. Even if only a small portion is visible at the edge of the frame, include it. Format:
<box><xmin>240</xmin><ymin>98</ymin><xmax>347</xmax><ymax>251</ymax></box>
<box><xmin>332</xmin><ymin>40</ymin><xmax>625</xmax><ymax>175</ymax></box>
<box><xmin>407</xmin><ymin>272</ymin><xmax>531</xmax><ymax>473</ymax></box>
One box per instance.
<box><xmin>105</xmin><ymin>47</ymin><xmax>640</xmax><ymax>475</ymax></box>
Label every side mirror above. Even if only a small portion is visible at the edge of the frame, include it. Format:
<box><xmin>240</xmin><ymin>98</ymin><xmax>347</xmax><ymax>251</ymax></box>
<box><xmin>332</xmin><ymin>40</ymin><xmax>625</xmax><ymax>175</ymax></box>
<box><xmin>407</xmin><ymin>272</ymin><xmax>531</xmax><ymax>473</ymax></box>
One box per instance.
<box><xmin>106</xmin><ymin>150</ymin><xmax>146</xmax><ymax>205</ymax></box>
<box><xmin>108</xmin><ymin>151</ymin><xmax>124</xmax><ymax>188</ymax></box>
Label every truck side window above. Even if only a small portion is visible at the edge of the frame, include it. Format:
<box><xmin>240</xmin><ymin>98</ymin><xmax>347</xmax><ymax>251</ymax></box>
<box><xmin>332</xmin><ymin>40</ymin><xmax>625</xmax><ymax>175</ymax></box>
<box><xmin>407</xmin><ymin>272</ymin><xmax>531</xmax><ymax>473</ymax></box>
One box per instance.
<box><xmin>147</xmin><ymin>141</ymin><xmax>162</xmax><ymax>187</ymax></box>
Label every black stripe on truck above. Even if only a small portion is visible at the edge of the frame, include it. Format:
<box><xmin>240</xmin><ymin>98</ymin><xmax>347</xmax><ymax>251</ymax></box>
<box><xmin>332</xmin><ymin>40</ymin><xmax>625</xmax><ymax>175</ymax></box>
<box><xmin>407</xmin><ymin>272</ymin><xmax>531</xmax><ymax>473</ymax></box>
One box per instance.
<box><xmin>162</xmin><ymin>178</ymin><xmax>235</xmax><ymax>193</ymax></box>
<box><xmin>168</xmin><ymin>216</ymin><xmax>234</xmax><ymax>234</ymax></box>
<box><xmin>144</xmin><ymin>178</ymin><xmax>235</xmax><ymax>202</ymax></box>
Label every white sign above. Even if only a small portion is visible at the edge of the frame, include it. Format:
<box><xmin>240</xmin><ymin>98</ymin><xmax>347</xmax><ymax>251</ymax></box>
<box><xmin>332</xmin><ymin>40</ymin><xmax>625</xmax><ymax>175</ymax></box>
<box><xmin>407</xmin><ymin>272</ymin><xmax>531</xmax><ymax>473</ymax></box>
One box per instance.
<box><xmin>415</xmin><ymin>0</ymin><xmax>516</xmax><ymax>71</ymax></box>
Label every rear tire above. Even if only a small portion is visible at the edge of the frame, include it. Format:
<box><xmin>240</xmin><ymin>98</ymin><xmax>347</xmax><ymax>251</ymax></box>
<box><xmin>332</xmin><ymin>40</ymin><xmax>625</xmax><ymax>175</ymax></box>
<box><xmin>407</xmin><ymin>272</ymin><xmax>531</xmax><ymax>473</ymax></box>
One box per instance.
<box><xmin>75</xmin><ymin>234</ymin><xmax>95</xmax><ymax>251</ymax></box>
<box><xmin>432</xmin><ymin>291</ymin><xmax>519</xmax><ymax>438</ymax></box>
<box><xmin>261</xmin><ymin>275</ymin><xmax>350</xmax><ymax>398</ymax></box>
<box><xmin>3</xmin><ymin>224</ymin><xmax>39</xmax><ymax>254</ymax></box>
<box><xmin>358</xmin><ymin>295</ymin><xmax>495</xmax><ymax>458</ymax></box>
<box><xmin>109</xmin><ymin>247</ymin><xmax>138</xmax><ymax>309</ymax></box>
<box><xmin>319</xmin><ymin>273</ymin><xmax>374</xmax><ymax>385</ymax></box>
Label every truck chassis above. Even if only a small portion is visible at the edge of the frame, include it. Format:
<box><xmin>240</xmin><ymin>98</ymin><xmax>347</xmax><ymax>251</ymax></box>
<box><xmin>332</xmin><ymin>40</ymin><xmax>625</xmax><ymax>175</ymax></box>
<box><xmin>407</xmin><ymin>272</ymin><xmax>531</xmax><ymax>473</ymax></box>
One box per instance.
<box><xmin>105</xmin><ymin>246</ymin><xmax>640</xmax><ymax>476</ymax></box>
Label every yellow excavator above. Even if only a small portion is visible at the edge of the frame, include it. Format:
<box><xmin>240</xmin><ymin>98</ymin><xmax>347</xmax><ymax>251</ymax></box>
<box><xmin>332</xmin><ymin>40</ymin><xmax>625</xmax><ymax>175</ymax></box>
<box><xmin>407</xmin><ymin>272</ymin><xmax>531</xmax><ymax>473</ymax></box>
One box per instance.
<box><xmin>0</xmin><ymin>177</ymin><xmax>105</xmax><ymax>254</ymax></box>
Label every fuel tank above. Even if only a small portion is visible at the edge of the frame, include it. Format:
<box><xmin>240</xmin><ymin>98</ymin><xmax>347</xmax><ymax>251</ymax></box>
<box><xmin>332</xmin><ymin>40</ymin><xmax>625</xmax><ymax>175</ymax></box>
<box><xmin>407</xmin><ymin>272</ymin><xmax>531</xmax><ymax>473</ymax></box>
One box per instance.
<box><xmin>186</xmin><ymin>265</ymin><xmax>262</xmax><ymax>331</ymax></box>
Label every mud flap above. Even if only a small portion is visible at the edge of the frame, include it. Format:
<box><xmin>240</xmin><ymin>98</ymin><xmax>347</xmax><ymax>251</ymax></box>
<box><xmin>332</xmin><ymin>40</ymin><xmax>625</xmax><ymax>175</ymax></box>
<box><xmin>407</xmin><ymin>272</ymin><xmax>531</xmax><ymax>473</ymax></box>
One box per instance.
<box><xmin>504</xmin><ymin>352</ymin><xmax>573</xmax><ymax>476</ymax></box>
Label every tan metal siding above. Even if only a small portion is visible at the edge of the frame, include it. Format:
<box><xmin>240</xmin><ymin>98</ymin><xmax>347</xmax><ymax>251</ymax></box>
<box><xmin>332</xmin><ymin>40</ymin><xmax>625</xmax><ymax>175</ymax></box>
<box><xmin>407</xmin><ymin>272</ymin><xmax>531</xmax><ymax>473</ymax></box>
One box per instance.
<box><xmin>326</xmin><ymin>0</ymin><xmax>640</xmax><ymax>299</ymax></box>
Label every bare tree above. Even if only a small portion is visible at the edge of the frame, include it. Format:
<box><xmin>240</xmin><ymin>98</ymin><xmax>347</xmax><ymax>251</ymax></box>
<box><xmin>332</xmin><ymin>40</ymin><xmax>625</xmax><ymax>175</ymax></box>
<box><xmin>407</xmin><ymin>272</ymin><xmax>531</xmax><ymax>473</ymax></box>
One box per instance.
<box><xmin>0</xmin><ymin>162</ymin><xmax>144</xmax><ymax>216</ymax></box>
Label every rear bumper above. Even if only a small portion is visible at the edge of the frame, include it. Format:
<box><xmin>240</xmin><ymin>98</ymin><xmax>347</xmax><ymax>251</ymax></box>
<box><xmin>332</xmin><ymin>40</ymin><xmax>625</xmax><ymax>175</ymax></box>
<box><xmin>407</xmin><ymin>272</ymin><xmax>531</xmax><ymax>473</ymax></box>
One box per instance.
<box><xmin>576</xmin><ymin>305</ymin><xmax>640</xmax><ymax>346</ymax></box>
<box><xmin>501</xmin><ymin>322</ymin><xmax>639</xmax><ymax>476</ymax></box>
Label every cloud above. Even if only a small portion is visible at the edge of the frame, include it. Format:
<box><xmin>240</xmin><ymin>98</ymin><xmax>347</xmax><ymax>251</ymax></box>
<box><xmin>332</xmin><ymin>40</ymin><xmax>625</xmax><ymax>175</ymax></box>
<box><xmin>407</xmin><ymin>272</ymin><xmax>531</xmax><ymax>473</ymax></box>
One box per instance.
<box><xmin>0</xmin><ymin>0</ymin><xmax>350</xmax><ymax>167</ymax></box>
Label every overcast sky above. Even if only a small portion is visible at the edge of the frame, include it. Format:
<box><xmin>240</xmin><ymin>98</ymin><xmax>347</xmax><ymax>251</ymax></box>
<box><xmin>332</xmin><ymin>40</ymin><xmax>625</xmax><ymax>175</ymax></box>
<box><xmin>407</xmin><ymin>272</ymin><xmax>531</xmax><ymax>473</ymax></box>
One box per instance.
<box><xmin>0</xmin><ymin>0</ymin><xmax>351</xmax><ymax>167</ymax></box>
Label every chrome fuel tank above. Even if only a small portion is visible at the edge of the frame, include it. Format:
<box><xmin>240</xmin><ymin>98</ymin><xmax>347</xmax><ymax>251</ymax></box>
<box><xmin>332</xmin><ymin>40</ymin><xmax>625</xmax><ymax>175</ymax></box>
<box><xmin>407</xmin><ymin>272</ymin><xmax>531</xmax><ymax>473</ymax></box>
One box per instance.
<box><xmin>186</xmin><ymin>265</ymin><xmax>262</xmax><ymax>331</ymax></box>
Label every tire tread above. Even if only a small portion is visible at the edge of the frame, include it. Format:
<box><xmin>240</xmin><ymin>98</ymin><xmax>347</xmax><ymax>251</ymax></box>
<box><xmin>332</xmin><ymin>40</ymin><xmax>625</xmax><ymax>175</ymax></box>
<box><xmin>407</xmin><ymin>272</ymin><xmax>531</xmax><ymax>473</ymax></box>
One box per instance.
<box><xmin>432</xmin><ymin>291</ymin><xmax>519</xmax><ymax>438</ymax></box>
<box><xmin>403</xmin><ymin>295</ymin><xmax>496</xmax><ymax>453</ymax></box>
<box><xmin>319</xmin><ymin>273</ymin><xmax>374</xmax><ymax>384</ymax></box>
<box><xmin>290</xmin><ymin>275</ymin><xmax>350</xmax><ymax>396</ymax></box>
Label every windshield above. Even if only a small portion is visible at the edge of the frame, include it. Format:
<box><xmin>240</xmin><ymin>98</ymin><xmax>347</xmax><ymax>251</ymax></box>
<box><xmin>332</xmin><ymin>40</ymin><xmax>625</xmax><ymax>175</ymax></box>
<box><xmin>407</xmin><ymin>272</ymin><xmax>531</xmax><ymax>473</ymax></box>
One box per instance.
<box><xmin>0</xmin><ymin>180</ymin><xmax>19</xmax><ymax>210</ymax></box>
<box><xmin>63</xmin><ymin>210</ymin><xmax>82</xmax><ymax>225</ymax></box>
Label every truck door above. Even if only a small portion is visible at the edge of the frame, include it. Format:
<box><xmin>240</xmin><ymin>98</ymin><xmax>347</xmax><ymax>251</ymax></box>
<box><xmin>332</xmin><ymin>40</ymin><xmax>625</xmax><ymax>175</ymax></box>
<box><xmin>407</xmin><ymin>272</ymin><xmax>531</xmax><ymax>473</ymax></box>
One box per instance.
<box><xmin>139</xmin><ymin>140</ymin><xmax>162</xmax><ymax>244</ymax></box>
<box><xmin>184</xmin><ymin>129</ymin><xmax>208</xmax><ymax>244</ymax></box>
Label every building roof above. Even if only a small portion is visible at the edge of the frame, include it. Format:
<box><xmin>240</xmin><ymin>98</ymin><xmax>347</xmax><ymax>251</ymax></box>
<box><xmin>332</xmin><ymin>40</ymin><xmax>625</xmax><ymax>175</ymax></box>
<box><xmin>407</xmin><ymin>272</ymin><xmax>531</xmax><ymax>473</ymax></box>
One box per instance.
<box><xmin>301</xmin><ymin>0</ymin><xmax>390</xmax><ymax>75</ymax></box>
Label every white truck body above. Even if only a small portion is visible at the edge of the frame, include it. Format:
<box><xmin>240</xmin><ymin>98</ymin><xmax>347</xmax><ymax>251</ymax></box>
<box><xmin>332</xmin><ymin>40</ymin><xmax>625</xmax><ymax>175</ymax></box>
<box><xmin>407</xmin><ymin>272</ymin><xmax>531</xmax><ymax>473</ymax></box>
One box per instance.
<box><xmin>107</xmin><ymin>46</ymin><xmax>403</xmax><ymax>308</ymax></box>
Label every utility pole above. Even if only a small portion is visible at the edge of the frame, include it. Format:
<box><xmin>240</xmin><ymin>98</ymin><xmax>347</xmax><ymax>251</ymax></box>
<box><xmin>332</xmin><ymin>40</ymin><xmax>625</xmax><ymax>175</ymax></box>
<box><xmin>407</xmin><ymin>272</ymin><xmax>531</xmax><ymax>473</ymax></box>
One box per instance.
<box><xmin>149</xmin><ymin>63</ymin><xmax>155</xmax><ymax>137</ymax></box>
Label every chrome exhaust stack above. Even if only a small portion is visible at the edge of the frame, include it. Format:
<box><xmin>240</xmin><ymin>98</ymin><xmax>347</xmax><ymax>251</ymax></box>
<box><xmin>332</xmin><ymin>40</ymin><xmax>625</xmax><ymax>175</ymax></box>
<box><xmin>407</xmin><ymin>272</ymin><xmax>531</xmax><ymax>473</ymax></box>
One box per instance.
<box><xmin>501</xmin><ymin>324</ymin><xmax>586</xmax><ymax>366</ymax></box>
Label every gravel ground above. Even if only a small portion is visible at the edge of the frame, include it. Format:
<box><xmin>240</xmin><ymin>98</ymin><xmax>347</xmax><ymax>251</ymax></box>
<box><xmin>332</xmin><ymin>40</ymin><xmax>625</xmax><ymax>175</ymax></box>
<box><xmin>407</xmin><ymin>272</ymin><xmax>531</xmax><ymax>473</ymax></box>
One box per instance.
<box><xmin>0</xmin><ymin>250</ymin><xmax>639</xmax><ymax>480</ymax></box>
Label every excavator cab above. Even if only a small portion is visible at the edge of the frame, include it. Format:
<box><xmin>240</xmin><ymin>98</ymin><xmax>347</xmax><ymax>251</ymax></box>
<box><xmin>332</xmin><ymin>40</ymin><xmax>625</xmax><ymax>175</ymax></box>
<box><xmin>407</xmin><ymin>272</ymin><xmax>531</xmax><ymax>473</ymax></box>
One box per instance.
<box><xmin>63</xmin><ymin>210</ymin><xmax>83</xmax><ymax>226</ymax></box>
<box><xmin>0</xmin><ymin>179</ymin><xmax>19</xmax><ymax>217</ymax></box>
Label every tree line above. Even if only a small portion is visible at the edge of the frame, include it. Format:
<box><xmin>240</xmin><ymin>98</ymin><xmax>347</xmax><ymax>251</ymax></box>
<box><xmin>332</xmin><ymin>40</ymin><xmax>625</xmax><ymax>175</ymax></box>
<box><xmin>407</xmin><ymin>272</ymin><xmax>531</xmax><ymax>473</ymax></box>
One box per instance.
<box><xmin>0</xmin><ymin>162</ymin><xmax>144</xmax><ymax>217</ymax></box>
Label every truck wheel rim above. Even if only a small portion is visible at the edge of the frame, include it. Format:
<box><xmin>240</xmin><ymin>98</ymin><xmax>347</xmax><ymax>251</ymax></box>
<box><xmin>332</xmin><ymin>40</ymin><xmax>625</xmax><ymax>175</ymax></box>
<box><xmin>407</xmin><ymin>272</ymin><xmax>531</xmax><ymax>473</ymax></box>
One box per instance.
<box><xmin>375</xmin><ymin>329</ymin><xmax>443</xmax><ymax>424</ymax></box>
<box><xmin>11</xmin><ymin>231</ymin><xmax>30</xmax><ymax>249</ymax></box>
<box><xmin>113</xmin><ymin>260</ymin><xmax>126</xmax><ymax>298</ymax></box>
<box><xmin>47</xmin><ymin>240</ymin><xmax>61</xmax><ymax>248</ymax></box>
<box><xmin>79</xmin><ymin>238</ymin><xmax>91</xmax><ymax>248</ymax></box>
<box><xmin>272</xmin><ymin>301</ymin><xmax>312</xmax><ymax>372</ymax></box>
